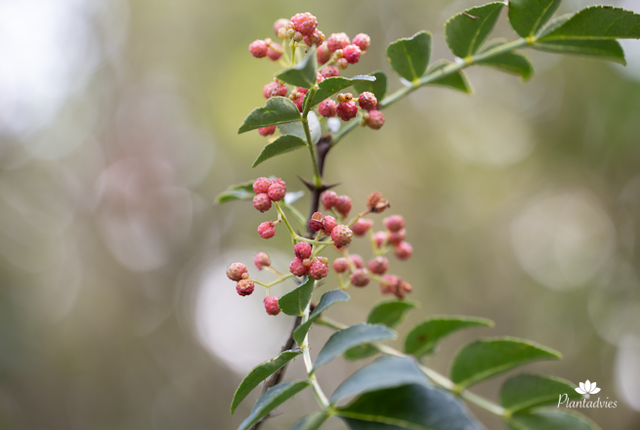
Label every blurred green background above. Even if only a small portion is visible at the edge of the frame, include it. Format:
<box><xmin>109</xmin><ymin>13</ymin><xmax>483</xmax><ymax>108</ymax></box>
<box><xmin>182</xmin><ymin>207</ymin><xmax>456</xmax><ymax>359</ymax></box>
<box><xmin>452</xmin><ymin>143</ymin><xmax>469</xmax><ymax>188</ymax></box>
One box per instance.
<box><xmin>1</xmin><ymin>0</ymin><xmax>639</xmax><ymax>429</ymax></box>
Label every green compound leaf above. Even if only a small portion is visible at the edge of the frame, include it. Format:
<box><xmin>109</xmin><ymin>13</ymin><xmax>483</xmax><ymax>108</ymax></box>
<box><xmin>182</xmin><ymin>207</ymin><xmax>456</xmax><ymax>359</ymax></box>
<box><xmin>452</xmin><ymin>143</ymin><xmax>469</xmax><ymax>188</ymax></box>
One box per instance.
<box><xmin>276</xmin><ymin>46</ymin><xmax>317</xmax><ymax>89</ymax></box>
<box><xmin>367</xmin><ymin>300</ymin><xmax>418</xmax><ymax>329</ymax></box>
<box><xmin>214</xmin><ymin>180</ymin><xmax>254</xmax><ymax>204</ymax></box>
<box><xmin>252</xmin><ymin>135</ymin><xmax>307</xmax><ymax>168</ymax></box>
<box><xmin>337</xmin><ymin>384</ymin><xmax>486</xmax><ymax>430</ymax></box>
<box><xmin>354</xmin><ymin>70</ymin><xmax>387</xmax><ymax>100</ymax></box>
<box><xmin>477</xmin><ymin>39</ymin><xmax>534</xmax><ymax>81</ymax></box>
<box><xmin>533</xmin><ymin>39</ymin><xmax>626</xmax><ymax>64</ymax></box>
<box><xmin>538</xmin><ymin>6</ymin><xmax>640</xmax><ymax>41</ymax></box>
<box><xmin>424</xmin><ymin>60</ymin><xmax>472</xmax><ymax>94</ymax></box>
<box><xmin>293</xmin><ymin>289</ymin><xmax>350</xmax><ymax>346</ymax></box>
<box><xmin>312</xmin><ymin>323</ymin><xmax>396</xmax><ymax>372</ymax></box>
<box><xmin>330</xmin><ymin>355</ymin><xmax>429</xmax><ymax>405</ymax></box>
<box><xmin>385</xmin><ymin>31</ymin><xmax>431</xmax><ymax>83</ymax></box>
<box><xmin>230</xmin><ymin>349</ymin><xmax>303</xmax><ymax>414</ymax></box>
<box><xmin>279</xmin><ymin>276</ymin><xmax>315</xmax><ymax>317</ymax></box>
<box><xmin>405</xmin><ymin>316</ymin><xmax>493</xmax><ymax>359</ymax></box>
<box><xmin>307</xmin><ymin>75</ymin><xmax>376</xmax><ymax>109</ymax></box>
<box><xmin>507</xmin><ymin>409</ymin><xmax>602</xmax><ymax>430</ymax></box>
<box><xmin>508</xmin><ymin>0</ymin><xmax>563</xmax><ymax>38</ymax></box>
<box><xmin>445</xmin><ymin>2</ymin><xmax>504</xmax><ymax>59</ymax></box>
<box><xmin>450</xmin><ymin>337</ymin><xmax>561</xmax><ymax>390</ymax></box>
<box><xmin>500</xmin><ymin>374</ymin><xmax>582</xmax><ymax>414</ymax></box>
<box><xmin>237</xmin><ymin>381</ymin><xmax>310</xmax><ymax>430</ymax></box>
<box><xmin>290</xmin><ymin>411</ymin><xmax>330</xmax><ymax>430</ymax></box>
<box><xmin>238</xmin><ymin>97</ymin><xmax>301</xmax><ymax>134</ymax></box>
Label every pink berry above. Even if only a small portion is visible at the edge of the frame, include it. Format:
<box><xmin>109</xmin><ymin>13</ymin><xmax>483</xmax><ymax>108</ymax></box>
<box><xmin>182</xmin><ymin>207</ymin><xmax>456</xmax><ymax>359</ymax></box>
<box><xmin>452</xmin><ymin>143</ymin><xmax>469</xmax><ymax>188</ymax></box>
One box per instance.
<box><xmin>236</xmin><ymin>279</ymin><xmax>255</xmax><ymax>296</ymax></box>
<box><xmin>367</xmin><ymin>256</ymin><xmax>389</xmax><ymax>275</ymax></box>
<box><xmin>309</xmin><ymin>212</ymin><xmax>325</xmax><ymax>232</ymax></box>
<box><xmin>254</xmin><ymin>252</ymin><xmax>271</xmax><ymax>270</ymax></box>
<box><xmin>336</xmin><ymin>58</ymin><xmax>349</xmax><ymax>70</ymax></box>
<box><xmin>291</xmin><ymin>92</ymin><xmax>304</xmax><ymax>112</ymax></box>
<box><xmin>253</xmin><ymin>193</ymin><xmax>272</xmax><ymax>212</ymax></box>
<box><xmin>318</xmin><ymin>99</ymin><xmax>337</xmax><ymax>118</ymax></box>
<box><xmin>289</xmin><ymin>257</ymin><xmax>308</xmax><ymax>276</ymax></box>
<box><xmin>351</xmin><ymin>218</ymin><xmax>374</xmax><ymax>236</ymax></box>
<box><xmin>263</xmin><ymin>81</ymin><xmax>288</xmax><ymax>99</ymax></box>
<box><xmin>303</xmin><ymin>29</ymin><xmax>325</xmax><ymax>47</ymax></box>
<box><xmin>321</xmin><ymin>66</ymin><xmax>340</xmax><ymax>78</ymax></box>
<box><xmin>353</xmin><ymin>33</ymin><xmax>371</xmax><ymax>51</ymax></box>
<box><xmin>290</xmin><ymin>12</ymin><xmax>317</xmax><ymax>37</ymax></box>
<box><xmin>335</xmin><ymin>195</ymin><xmax>352</xmax><ymax>217</ymax></box>
<box><xmin>327</xmin><ymin>33</ymin><xmax>350</xmax><ymax>52</ymax></box>
<box><xmin>385</xmin><ymin>215</ymin><xmax>405</xmax><ymax>232</ymax></box>
<box><xmin>394</xmin><ymin>241</ymin><xmax>413</xmax><ymax>260</ymax></box>
<box><xmin>226</xmin><ymin>262</ymin><xmax>248</xmax><ymax>281</ymax></box>
<box><xmin>249</xmin><ymin>40</ymin><xmax>268</xmax><ymax>58</ymax></box>
<box><xmin>337</xmin><ymin>100</ymin><xmax>358</xmax><ymax>121</ymax></box>
<box><xmin>253</xmin><ymin>177</ymin><xmax>272</xmax><ymax>194</ymax></box>
<box><xmin>380</xmin><ymin>274</ymin><xmax>400</xmax><ymax>295</ymax></box>
<box><xmin>350</xmin><ymin>254</ymin><xmax>365</xmax><ymax>269</ymax></box>
<box><xmin>331</xmin><ymin>225</ymin><xmax>353</xmax><ymax>248</ymax></box>
<box><xmin>309</xmin><ymin>259</ymin><xmax>329</xmax><ymax>280</ymax></box>
<box><xmin>350</xmin><ymin>269</ymin><xmax>371</xmax><ymax>287</ymax></box>
<box><xmin>316</xmin><ymin>72</ymin><xmax>325</xmax><ymax>83</ymax></box>
<box><xmin>321</xmin><ymin>191</ymin><xmax>338</xmax><ymax>209</ymax></box>
<box><xmin>258</xmin><ymin>221</ymin><xmax>276</xmax><ymax>239</ymax></box>
<box><xmin>388</xmin><ymin>229</ymin><xmax>406</xmax><ymax>245</ymax></box>
<box><xmin>343</xmin><ymin>44</ymin><xmax>361</xmax><ymax>64</ymax></box>
<box><xmin>366</xmin><ymin>110</ymin><xmax>385</xmax><ymax>130</ymax></box>
<box><xmin>272</xmin><ymin>177</ymin><xmax>286</xmax><ymax>187</ymax></box>
<box><xmin>264</xmin><ymin>297</ymin><xmax>281</xmax><ymax>316</ymax></box>
<box><xmin>267</xmin><ymin>43</ymin><xmax>283</xmax><ymax>61</ymax></box>
<box><xmin>333</xmin><ymin>258</ymin><xmax>349</xmax><ymax>273</ymax></box>
<box><xmin>317</xmin><ymin>42</ymin><xmax>331</xmax><ymax>64</ymax></box>
<box><xmin>358</xmin><ymin>92</ymin><xmax>378</xmax><ymax>111</ymax></box>
<box><xmin>268</xmin><ymin>181</ymin><xmax>286</xmax><ymax>201</ymax></box>
<box><xmin>294</xmin><ymin>242</ymin><xmax>312</xmax><ymax>260</ymax></box>
<box><xmin>323</xmin><ymin>215</ymin><xmax>337</xmax><ymax>235</ymax></box>
<box><xmin>259</xmin><ymin>125</ymin><xmax>276</xmax><ymax>136</ymax></box>
<box><xmin>274</xmin><ymin>19</ymin><xmax>289</xmax><ymax>37</ymax></box>
<box><xmin>373</xmin><ymin>231</ymin><xmax>387</xmax><ymax>249</ymax></box>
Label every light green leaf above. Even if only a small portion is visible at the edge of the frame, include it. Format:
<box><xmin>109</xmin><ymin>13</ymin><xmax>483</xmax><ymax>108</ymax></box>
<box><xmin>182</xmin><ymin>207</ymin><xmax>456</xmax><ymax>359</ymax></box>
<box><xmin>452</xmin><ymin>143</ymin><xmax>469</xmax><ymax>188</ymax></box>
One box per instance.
<box><xmin>337</xmin><ymin>384</ymin><xmax>486</xmax><ymax>430</ymax></box>
<box><xmin>252</xmin><ymin>135</ymin><xmax>307</xmax><ymax>168</ymax></box>
<box><xmin>238</xmin><ymin>97</ymin><xmax>301</xmax><ymax>134</ymax></box>
<box><xmin>330</xmin><ymin>356</ymin><xmax>429</xmax><ymax>405</ymax></box>
<box><xmin>279</xmin><ymin>276</ymin><xmax>315</xmax><ymax>317</ymax></box>
<box><xmin>424</xmin><ymin>60</ymin><xmax>472</xmax><ymax>94</ymax></box>
<box><xmin>450</xmin><ymin>337</ymin><xmax>562</xmax><ymax>390</ymax></box>
<box><xmin>539</xmin><ymin>6</ymin><xmax>640</xmax><ymax>41</ymax></box>
<box><xmin>214</xmin><ymin>180</ymin><xmax>254</xmax><ymax>204</ymax></box>
<box><xmin>508</xmin><ymin>0</ymin><xmax>563</xmax><ymax>38</ymax></box>
<box><xmin>500</xmin><ymin>374</ymin><xmax>582</xmax><ymax>414</ymax></box>
<box><xmin>308</xmin><ymin>75</ymin><xmax>376</xmax><ymax>109</ymax></box>
<box><xmin>293</xmin><ymin>289</ymin><xmax>350</xmax><ymax>346</ymax></box>
<box><xmin>290</xmin><ymin>411</ymin><xmax>330</xmax><ymax>430</ymax></box>
<box><xmin>533</xmin><ymin>39</ymin><xmax>626</xmax><ymax>64</ymax></box>
<box><xmin>354</xmin><ymin>71</ymin><xmax>387</xmax><ymax>100</ymax></box>
<box><xmin>445</xmin><ymin>2</ymin><xmax>504</xmax><ymax>58</ymax></box>
<box><xmin>405</xmin><ymin>316</ymin><xmax>493</xmax><ymax>359</ymax></box>
<box><xmin>507</xmin><ymin>409</ymin><xmax>602</xmax><ymax>430</ymax></box>
<box><xmin>237</xmin><ymin>381</ymin><xmax>310</xmax><ymax>430</ymax></box>
<box><xmin>230</xmin><ymin>349</ymin><xmax>303</xmax><ymax>414</ymax></box>
<box><xmin>385</xmin><ymin>31</ymin><xmax>432</xmax><ymax>83</ymax></box>
<box><xmin>312</xmin><ymin>324</ymin><xmax>396</xmax><ymax>372</ymax></box>
<box><xmin>477</xmin><ymin>39</ymin><xmax>535</xmax><ymax>81</ymax></box>
<box><xmin>368</xmin><ymin>300</ymin><xmax>418</xmax><ymax>329</ymax></box>
<box><xmin>276</xmin><ymin>46</ymin><xmax>317</xmax><ymax>89</ymax></box>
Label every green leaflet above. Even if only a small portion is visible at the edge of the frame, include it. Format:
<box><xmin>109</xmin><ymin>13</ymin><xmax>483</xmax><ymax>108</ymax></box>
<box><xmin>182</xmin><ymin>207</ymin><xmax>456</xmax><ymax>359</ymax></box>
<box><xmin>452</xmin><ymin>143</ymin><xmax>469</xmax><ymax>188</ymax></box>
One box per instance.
<box><xmin>445</xmin><ymin>2</ymin><xmax>504</xmax><ymax>58</ymax></box>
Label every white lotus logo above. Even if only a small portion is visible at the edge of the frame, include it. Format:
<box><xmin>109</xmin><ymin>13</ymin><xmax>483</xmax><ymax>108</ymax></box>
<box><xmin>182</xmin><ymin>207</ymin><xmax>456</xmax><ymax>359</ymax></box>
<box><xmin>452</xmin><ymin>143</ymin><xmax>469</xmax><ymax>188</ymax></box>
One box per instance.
<box><xmin>575</xmin><ymin>380</ymin><xmax>601</xmax><ymax>398</ymax></box>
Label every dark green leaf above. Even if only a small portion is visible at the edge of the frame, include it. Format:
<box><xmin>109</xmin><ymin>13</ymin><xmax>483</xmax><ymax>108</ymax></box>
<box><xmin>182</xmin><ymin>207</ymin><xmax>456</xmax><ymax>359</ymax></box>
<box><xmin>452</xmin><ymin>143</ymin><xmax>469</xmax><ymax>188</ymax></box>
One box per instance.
<box><xmin>477</xmin><ymin>39</ymin><xmax>534</xmax><ymax>81</ymax></box>
<box><xmin>237</xmin><ymin>381</ymin><xmax>310</xmax><ymax>430</ymax></box>
<box><xmin>279</xmin><ymin>276</ymin><xmax>315</xmax><ymax>317</ymax></box>
<box><xmin>293</xmin><ymin>289</ymin><xmax>350</xmax><ymax>345</ymax></box>
<box><xmin>312</xmin><ymin>324</ymin><xmax>396</xmax><ymax>372</ymax></box>
<box><xmin>450</xmin><ymin>337</ymin><xmax>562</xmax><ymax>390</ymax></box>
<box><xmin>214</xmin><ymin>180</ymin><xmax>254</xmax><ymax>204</ymax></box>
<box><xmin>508</xmin><ymin>0</ymin><xmax>563</xmax><ymax>38</ymax></box>
<box><xmin>500</xmin><ymin>374</ymin><xmax>582</xmax><ymax>414</ymax></box>
<box><xmin>252</xmin><ymin>135</ymin><xmax>307</xmax><ymax>168</ymax></box>
<box><xmin>290</xmin><ymin>411</ymin><xmax>330</xmax><ymax>430</ymax></box>
<box><xmin>445</xmin><ymin>2</ymin><xmax>504</xmax><ymax>58</ymax></box>
<box><xmin>238</xmin><ymin>97</ymin><xmax>301</xmax><ymax>134</ymax></box>
<box><xmin>539</xmin><ymin>6</ymin><xmax>640</xmax><ymax>41</ymax></box>
<box><xmin>405</xmin><ymin>316</ymin><xmax>493</xmax><ymax>359</ymax></box>
<box><xmin>385</xmin><ymin>31</ymin><xmax>432</xmax><ymax>83</ymax></box>
<box><xmin>337</xmin><ymin>384</ymin><xmax>486</xmax><ymax>430</ymax></box>
<box><xmin>307</xmin><ymin>75</ymin><xmax>376</xmax><ymax>109</ymax></box>
<box><xmin>424</xmin><ymin>60</ymin><xmax>472</xmax><ymax>94</ymax></box>
<box><xmin>533</xmin><ymin>39</ymin><xmax>626</xmax><ymax>64</ymax></box>
<box><xmin>343</xmin><ymin>344</ymin><xmax>379</xmax><ymax>361</ymax></box>
<box><xmin>507</xmin><ymin>409</ymin><xmax>602</xmax><ymax>430</ymax></box>
<box><xmin>230</xmin><ymin>349</ymin><xmax>303</xmax><ymax>414</ymax></box>
<box><xmin>330</xmin><ymin>356</ymin><xmax>429</xmax><ymax>405</ymax></box>
<box><xmin>368</xmin><ymin>300</ymin><xmax>418</xmax><ymax>329</ymax></box>
<box><xmin>276</xmin><ymin>46</ymin><xmax>317</xmax><ymax>89</ymax></box>
<box><xmin>354</xmin><ymin>71</ymin><xmax>387</xmax><ymax>100</ymax></box>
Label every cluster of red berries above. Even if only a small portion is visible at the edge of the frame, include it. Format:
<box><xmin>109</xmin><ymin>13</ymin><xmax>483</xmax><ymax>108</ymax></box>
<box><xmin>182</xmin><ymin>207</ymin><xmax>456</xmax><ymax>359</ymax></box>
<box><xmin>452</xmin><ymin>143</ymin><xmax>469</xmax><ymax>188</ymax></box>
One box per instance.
<box><xmin>317</xmin><ymin>92</ymin><xmax>384</xmax><ymax>129</ymax></box>
<box><xmin>317</xmin><ymin>31</ymin><xmax>370</xmax><ymax>70</ymax></box>
<box><xmin>225</xmin><ymin>253</ymin><xmax>283</xmax><ymax>316</ymax></box>
<box><xmin>251</xmin><ymin>177</ymin><xmax>287</xmax><ymax>238</ymax></box>
<box><xmin>373</xmin><ymin>215</ymin><xmax>413</xmax><ymax>261</ymax></box>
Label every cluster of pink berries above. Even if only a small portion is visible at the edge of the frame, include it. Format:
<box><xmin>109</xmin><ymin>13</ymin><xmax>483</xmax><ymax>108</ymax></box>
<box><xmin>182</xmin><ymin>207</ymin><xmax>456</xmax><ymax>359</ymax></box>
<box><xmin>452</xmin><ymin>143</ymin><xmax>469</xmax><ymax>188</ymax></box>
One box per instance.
<box><xmin>317</xmin><ymin>31</ymin><xmax>370</xmax><ymax>70</ymax></box>
<box><xmin>225</xmin><ymin>253</ymin><xmax>283</xmax><ymax>316</ymax></box>
<box><xmin>318</xmin><ymin>91</ymin><xmax>384</xmax><ymax>129</ymax></box>
<box><xmin>251</xmin><ymin>177</ymin><xmax>287</xmax><ymax>238</ymax></box>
